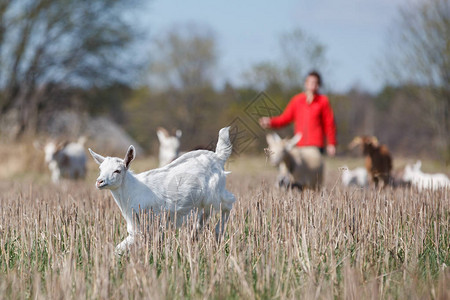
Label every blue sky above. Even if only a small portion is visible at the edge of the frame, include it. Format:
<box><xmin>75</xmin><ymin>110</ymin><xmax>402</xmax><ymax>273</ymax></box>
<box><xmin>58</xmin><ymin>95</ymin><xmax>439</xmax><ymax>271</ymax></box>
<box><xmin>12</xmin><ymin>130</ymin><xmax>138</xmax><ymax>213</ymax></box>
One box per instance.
<box><xmin>144</xmin><ymin>0</ymin><xmax>410</xmax><ymax>93</ymax></box>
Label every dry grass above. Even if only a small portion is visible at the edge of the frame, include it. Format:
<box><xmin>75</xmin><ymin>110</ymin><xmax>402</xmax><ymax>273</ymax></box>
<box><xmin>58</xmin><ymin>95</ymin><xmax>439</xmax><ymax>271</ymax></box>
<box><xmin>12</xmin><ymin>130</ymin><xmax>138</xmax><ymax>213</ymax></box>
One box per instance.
<box><xmin>0</xmin><ymin>154</ymin><xmax>449</xmax><ymax>299</ymax></box>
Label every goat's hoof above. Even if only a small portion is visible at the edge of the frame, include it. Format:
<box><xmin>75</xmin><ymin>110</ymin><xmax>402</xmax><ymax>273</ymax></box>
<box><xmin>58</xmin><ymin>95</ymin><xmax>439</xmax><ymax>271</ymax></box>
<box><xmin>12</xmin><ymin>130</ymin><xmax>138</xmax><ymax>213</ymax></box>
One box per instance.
<box><xmin>114</xmin><ymin>246</ymin><xmax>127</xmax><ymax>256</ymax></box>
<box><xmin>290</xmin><ymin>183</ymin><xmax>303</xmax><ymax>191</ymax></box>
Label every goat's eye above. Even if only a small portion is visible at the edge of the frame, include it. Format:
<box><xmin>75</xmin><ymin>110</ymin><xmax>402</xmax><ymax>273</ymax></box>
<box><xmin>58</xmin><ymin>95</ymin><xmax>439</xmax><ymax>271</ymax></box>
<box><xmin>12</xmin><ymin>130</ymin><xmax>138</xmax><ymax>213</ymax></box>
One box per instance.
<box><xmin>113</xmin><ymin>170</ymin><xmax>121</xmax><ymax>174</ymax></box>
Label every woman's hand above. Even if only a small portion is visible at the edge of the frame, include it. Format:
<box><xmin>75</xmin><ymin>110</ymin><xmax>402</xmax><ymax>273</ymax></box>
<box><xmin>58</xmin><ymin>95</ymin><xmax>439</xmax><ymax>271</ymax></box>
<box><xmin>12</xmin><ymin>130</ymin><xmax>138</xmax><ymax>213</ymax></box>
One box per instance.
<box><xmin>326</xmin><ymin>145</ymin><xmax>336</xmax><ymax>157</ymax></box>
<box><xmin>259</xmin><ymin>117</ymin><xmax>271</xmax><ymax>129</ymax></box>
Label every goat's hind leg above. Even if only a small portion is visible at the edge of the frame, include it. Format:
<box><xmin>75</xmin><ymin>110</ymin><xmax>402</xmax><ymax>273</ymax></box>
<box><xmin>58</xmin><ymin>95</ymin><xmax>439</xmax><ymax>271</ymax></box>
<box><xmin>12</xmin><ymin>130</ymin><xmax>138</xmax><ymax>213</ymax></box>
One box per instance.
<box><xmin>215</xmin><ymin>190</ymin><xmax>235</xmax><ymax>242</ymax></box>
<box><xmin>115</xmin><ymin>234</ymin><xmax>136</xmax><ymax>255</ymax></box>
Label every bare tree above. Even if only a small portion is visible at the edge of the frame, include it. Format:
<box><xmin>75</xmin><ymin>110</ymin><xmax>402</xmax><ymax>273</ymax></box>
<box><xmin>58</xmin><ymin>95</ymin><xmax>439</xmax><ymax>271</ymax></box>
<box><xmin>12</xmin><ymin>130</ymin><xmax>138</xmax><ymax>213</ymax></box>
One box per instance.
<box><xmin>149</xmin><ymin>23</ymin><xmax>217</xmax><ymax>91</ymax></box>
<box><xmin>379</xmin><ymin>0</ymin><xmax>449</xmax><ymax>162</ymax></box>
<box><xmin>241</xmin><ymin>62</ymin><xmax>283</xmax><ymax>91</ymax></box>
<box><xmin>148</xmin><ymin>23</ymin><xmax>219</xmax><ymax>136</ymax></box>
<box><xmin>0</xmin><ymin>0</ymin><xmax>142</xmax><ymax>138</ymax></box>
<box><xmin>279</xmin><ymin>29</ymin><xmax>328</xmax><ymax>90</ymax></box>
<box><xmin>242</xmin><ymin>28</ymin><xmax>328</xmax><ymax>91</ymax></box>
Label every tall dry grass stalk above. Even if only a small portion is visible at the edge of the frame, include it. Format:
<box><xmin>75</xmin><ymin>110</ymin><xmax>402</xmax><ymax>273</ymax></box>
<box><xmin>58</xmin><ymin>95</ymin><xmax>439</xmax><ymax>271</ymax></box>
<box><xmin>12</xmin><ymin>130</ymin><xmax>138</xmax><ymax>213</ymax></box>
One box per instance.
<box><xmin>0</xmin><ymin>158</ymin><xmax>448</xmax><ymax>299</ymax></box>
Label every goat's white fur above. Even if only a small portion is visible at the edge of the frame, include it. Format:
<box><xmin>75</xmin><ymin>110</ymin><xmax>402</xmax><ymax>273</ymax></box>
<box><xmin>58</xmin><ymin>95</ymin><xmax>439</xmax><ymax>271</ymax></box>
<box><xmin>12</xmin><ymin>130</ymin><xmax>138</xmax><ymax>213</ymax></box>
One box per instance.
<box><xmin>402</xmin><ymin>160</ymin><xmax>449</xmax><ymax>191</ymax></box>
<box><xmin>40</xmin><ymin>137</ymin><xmax>87</xmax><ymax>183</ymax></box>
<box><xmin>266</xmin><ymin>132</ymin><xmax>323</xmax><ymax>189</ymax></box>
<box><xmin>157</xmin><ymin>127</ymin><xmax>182</xmax><ymax>167</ymax></box>
<box><xmin>89</xmin><ymin>127</ymin><xmax>235</xmax><ymax>254</ymax></box>
<box><xmin>340</xmin><ymin>166</ymin><xmax>368</xmax><ymax>188</ymax></box>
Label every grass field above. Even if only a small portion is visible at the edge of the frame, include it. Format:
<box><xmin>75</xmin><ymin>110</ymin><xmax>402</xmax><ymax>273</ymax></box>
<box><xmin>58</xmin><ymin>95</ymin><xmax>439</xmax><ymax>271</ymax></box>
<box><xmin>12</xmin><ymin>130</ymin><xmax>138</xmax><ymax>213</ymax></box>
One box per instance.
<box><xmin>0</xmin><ymin>151</ymin><xmax>449</xmax><ymax>299</ymax></box>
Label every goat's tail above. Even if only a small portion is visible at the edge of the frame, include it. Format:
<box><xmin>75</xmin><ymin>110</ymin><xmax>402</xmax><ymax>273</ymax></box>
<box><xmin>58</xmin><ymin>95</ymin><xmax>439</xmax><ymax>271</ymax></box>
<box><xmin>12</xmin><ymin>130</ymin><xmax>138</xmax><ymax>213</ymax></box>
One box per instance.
<box><xmin>215</xmin><ymin>127</ymin><xmax>232</xmax><ymax>162</ymax></box>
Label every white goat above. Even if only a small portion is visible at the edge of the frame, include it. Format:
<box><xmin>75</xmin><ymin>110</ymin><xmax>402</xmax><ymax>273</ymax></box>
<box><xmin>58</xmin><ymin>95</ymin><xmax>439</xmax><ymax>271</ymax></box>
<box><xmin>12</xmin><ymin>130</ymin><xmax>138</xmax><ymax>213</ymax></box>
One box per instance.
<box><xmin>403</xmin><ymin>160</ymin><xmax>450</xmax><ymax>191</ymax></box>
<box><xmin>89</xmin><ymin>127</ymin><xmax>235</xmax><ymax>254</ymax></box>
<box><xmin>266</xmin><ymin>133</ymin><xmax>323</xmax><ymax>190</ymax></box>
<box><xmin>157</xmin><ymin>127</ymin><xmax>182</xmax><ymax>167</ymax></box>
<box><xmin>37</xmin><ymin>137</ymin><xmax>87</xmax><ymax>182</ymax></box>
<box><xmin>340</xmin><ymin>166</ymin><xmax>369</xmax><ymax>188</ymax></box>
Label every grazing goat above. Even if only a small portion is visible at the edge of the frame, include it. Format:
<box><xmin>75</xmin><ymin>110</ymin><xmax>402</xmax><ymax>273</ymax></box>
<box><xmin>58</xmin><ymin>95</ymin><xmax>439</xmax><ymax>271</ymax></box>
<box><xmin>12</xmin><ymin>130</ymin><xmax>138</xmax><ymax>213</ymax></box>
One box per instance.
<box><xmin>266</xmin><ymin>133</ymin><xmax>323</xmax><ymax>190</ymax></box>
<box><xmin>390</xmin><ymin>167</ymin><xmax>412</xmax><ymax>188</ymax></box>
<box><xmin>349</xmin><ymin>136</ymin><xmax>392</xmax><ymax>187</ymax></box>
<box><xmin>36</xmin><ymin>137</ymin><xmax>87</xmax><ymax>182</ymax></box>
<box><xmin>156</xmin><ymin>127</ymin><xmax>182</xmax><ymax>167</ymax></box>
<box><xmin>340</xmin><ymin>166</ymin><xmax>369</xmax><ymax>188</ymax></box>
<box><xmin>403</xmin><ymin>160</ymin><xmax>450</xmax><ymax>191</ymax></box>
<box><xmin>89</xmin><ymin>127</ymin><xmax>235</xmax><ymax>254</ymax></box>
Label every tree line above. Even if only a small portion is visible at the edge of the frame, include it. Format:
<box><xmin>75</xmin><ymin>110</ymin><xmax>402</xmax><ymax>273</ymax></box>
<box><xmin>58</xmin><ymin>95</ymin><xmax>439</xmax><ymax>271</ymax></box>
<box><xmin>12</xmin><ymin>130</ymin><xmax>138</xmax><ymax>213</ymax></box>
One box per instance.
<box><xmin>0</xmin><ymin>0</ymin><xmax>448</xmax><ymax>163</ymax></box>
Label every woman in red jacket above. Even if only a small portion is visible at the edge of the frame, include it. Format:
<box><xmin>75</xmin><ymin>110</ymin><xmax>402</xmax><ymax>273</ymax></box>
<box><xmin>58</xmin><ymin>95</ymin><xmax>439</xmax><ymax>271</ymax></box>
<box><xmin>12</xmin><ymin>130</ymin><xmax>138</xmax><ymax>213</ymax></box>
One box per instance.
<box><xmin>259</xmin><ymin>71</ymin><xmax>337</xmax><ymax>156</ymax></box>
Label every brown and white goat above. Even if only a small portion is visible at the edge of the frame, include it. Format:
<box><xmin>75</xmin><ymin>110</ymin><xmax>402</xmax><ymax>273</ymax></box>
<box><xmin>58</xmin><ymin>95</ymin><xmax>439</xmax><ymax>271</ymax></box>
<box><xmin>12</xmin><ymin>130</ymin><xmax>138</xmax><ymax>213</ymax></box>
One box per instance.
<box><xmin>266</xmin><ymin>133</ymin><xmax>323</xmax><ymax>190</ymax></box>
<box><xmin>35</xmin><ymin>137</ymin><xmax>87</xmax><ymax>183</ymax></box>
<box><xmin>349</xmin><ymin>136</ymin><xmax>392</xmax><ymax>187</ymax></box>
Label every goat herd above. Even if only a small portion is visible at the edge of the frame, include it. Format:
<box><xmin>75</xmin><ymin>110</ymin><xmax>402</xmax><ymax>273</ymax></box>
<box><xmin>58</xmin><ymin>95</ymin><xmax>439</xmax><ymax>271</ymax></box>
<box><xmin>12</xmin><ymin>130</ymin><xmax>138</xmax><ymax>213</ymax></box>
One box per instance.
<box><xmin>35</xmin><ymin>127</ymin><xmax>449</xmax><ymax>253</ymax></box>
<box><xmin>265</xmin><ymin>133</ymin><xmax>449</xmax><ymax>191</ymax></box>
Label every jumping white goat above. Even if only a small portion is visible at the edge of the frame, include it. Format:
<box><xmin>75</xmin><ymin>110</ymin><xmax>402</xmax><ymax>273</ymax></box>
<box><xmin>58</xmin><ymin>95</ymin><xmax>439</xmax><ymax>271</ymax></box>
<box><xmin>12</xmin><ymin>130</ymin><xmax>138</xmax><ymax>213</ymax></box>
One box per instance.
<box><xmin>157</xmin><ymin>127</ymin><xmax>182</xmax><ymax>167</ymax></box>
<box><xmin>266</xmin><ymin>132</ymin><xmax>323</xmax><ymax>190</ymax></box>
<box><xmin>89</xmin><ymin>127</ymin><xmax>235</xmax><ymax>254</ymax></box>
<box><xmin>37</xmin><ymin>137</ymin><xmax>87</xmax><ymax>182</ymax></box>
<box><xmin>340</xmin><ymin>166</ymin><xmax>369</xmax><ymax>188</ymax></box>
<box><xmin>402</xmin><ymin>160</ymin><xmax>450</xmax><ymax>191</ymax></box>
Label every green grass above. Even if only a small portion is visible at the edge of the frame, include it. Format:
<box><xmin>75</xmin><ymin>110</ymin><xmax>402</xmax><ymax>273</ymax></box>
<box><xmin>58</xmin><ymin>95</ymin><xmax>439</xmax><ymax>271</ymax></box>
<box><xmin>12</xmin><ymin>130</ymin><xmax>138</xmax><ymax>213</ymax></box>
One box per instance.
<box><xmin>0</xmin><ymin>155</ymin><xmax>449</xmax><ymax>299</ymax></box>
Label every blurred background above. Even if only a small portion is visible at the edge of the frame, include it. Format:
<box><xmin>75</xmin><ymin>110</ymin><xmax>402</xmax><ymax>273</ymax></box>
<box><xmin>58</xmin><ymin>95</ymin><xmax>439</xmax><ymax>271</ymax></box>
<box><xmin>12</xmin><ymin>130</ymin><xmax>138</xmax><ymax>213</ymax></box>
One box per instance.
<box><xmin>0</xmin><ymin>0</ymin><xmax>448</xmax><ymax>165</ymax></box>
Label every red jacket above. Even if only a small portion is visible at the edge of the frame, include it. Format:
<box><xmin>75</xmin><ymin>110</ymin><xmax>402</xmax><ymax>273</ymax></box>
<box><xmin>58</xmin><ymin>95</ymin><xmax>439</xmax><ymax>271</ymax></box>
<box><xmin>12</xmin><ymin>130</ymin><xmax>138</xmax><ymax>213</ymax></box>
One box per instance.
<box><xmin>270</xmin><ymin>93</ymin><xmax>337</xmax><ymax>147</ymax></box>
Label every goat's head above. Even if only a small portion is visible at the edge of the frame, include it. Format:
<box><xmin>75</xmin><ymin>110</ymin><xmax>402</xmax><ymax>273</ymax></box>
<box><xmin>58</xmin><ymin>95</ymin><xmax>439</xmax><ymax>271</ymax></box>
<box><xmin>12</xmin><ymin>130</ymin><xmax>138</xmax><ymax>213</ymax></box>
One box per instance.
<box><xmin>89</xmin><ymin>146</ymin><xmax>135</xmax><ymax>190</ymax></box>
<box><xmin>157</xmin><ymin>127</ymin><xmax>181</xmax><ymax>163</ymax></box>
<box><xmin>41</xmin><ymin>140</ymin><xmax>69</xmax><ymax>163</ymax></box>
<box><xmin>349</xmin><ymin>136</ymin><xmax>379</xmax><ymax>154</ymax></box>
<box><xmin>43</xmin><ymin>142</ymin><xmax>57</xmax><ymax>163</ymax></box>
<box><xmin>402</xmin><ymin>160</ymin><xmax>422</xmax><ymax>182</ymax></box>
<box><xmin>413</xmin><ymin>160</ymin><xmax>422</xmax><ymax>171</ymax></box>
<box><xmin>265</xmin><ymin>133</ymin><xmax>302</xmax><ymax>166</ymax></box>
<box><xmin>339</xmin><ymin>166</ymin><xmax>352</xmax><ymax>186</ymax></box>
<box><xmin>402</xmin><ymin>164</ymin><xmax>414</xmax><ymax>182</ymax></box>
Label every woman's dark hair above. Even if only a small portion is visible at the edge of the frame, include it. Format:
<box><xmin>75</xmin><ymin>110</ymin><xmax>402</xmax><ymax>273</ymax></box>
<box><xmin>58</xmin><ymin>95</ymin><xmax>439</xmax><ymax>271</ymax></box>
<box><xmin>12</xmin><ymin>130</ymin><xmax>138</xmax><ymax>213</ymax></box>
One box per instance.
<box><xmin>307</xmin><ymin>70</ymin><xmax>322</xmax><ymax>86</ymax></box>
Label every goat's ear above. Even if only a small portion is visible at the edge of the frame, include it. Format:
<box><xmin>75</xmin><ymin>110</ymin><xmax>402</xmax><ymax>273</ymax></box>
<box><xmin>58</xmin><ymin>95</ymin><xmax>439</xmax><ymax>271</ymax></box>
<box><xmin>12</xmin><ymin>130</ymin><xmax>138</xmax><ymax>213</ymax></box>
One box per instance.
<box><xmin>89</xmin><ymin>148</ymin><xmax>105</xmax><ymax>165</ymax></box>
<box><xmin>370</xmin><ymin>136</ymin><xmax>379</xmax><ymax>146</ymax></box>
<box><xmin>176</xmin><ymin>129</ymin><xmax>182</xmax><ymax>138</ymax></box>
<box><xmin>56</xmin><ymin>141</ymin><xmax>68</xmax><ymax>152</ymax></box>
<box><xmin>156</xmin><ymin>127</ymin><xmax>169</xmax><ymax>142</ymax></box>
<box><xmin>156</xmin><ymin>131</ymin><xmax>165</xmax><ymax>142</ymax></box>
<box><xmin>124</xmin><ymin>145</ymin><xmax>135</xmax><ymax>169</ymax></box>
<box><xmin>266</xmin><ymin>133</ymin><xmax>281</xmax><ymax>145</ymax></box>
<box><xmin>414</xmin><ymin>160</ymin><xmax>422</xmax><ymax>170</ymax></box>
<box><xmin>286</xmin><ymin>133</ymin><xmax>302</xmax><ymax>150</ymax></box>
<box><xmin>348</xmin><ymin>136</ymin><xmax>361</xmax><ymax>149</ymax></box>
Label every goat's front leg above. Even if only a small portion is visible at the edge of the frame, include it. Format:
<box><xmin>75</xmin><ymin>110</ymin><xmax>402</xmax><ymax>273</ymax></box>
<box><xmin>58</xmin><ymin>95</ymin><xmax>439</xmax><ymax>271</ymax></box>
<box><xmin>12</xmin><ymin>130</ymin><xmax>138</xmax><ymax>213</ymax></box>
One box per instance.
<box><xmin>116</xmin><ymin>212</ymin><xmax>140</xmax><ymax>255</ymax></box>
<box><xmin>49</xmin><ymin>162</ymin><xmax>60</xmax><ymax>183</ymax></box>
<box><xmin>277</xmin><ymin>173</ymin><xmax>291</xmax><ymax>189</ymax></box>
